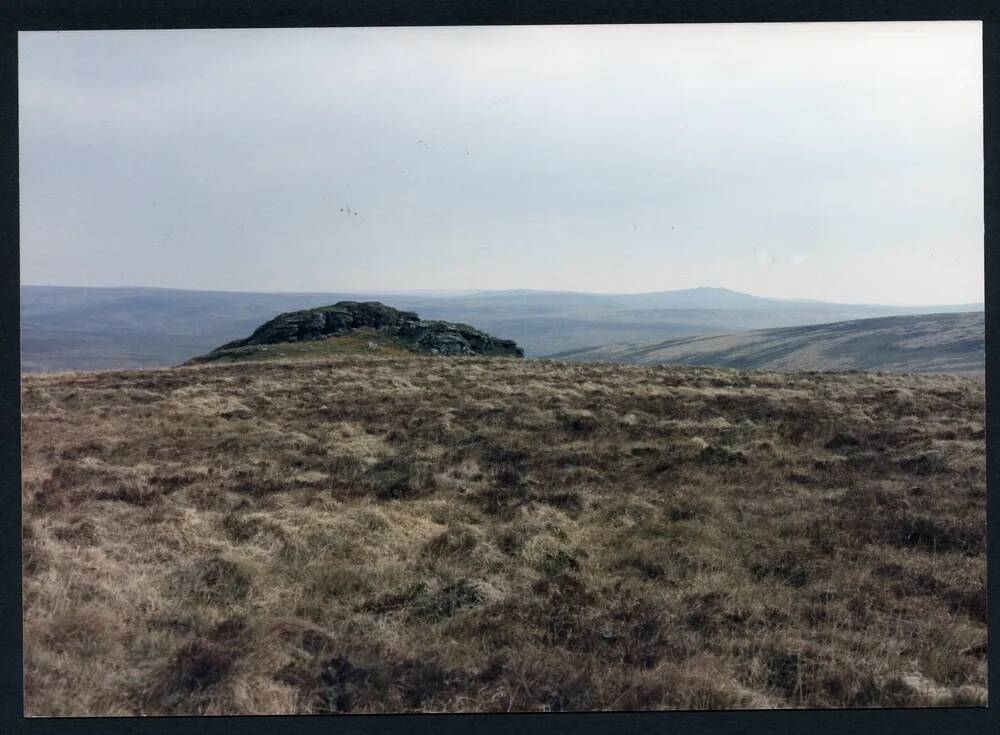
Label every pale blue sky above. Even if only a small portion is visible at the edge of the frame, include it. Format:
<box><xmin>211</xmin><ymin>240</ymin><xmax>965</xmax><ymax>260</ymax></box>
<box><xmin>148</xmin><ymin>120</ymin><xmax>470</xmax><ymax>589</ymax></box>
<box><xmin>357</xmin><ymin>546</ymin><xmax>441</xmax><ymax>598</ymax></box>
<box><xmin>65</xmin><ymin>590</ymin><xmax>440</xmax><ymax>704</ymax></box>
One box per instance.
<box><xmin>19</xmin><ymin>22</ymin><xmax>984</xmax><ymax>305</ymax></box>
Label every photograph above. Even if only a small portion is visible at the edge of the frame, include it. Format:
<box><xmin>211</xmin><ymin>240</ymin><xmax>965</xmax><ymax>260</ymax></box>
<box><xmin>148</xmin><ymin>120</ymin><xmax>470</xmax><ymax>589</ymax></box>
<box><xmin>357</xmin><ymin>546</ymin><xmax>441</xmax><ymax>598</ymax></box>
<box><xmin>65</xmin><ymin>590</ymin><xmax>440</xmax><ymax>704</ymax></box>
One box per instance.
<box><xmin>18</xmin><ymin>20</ymin><xmax>986</xmax><ymax>715</ymax></box>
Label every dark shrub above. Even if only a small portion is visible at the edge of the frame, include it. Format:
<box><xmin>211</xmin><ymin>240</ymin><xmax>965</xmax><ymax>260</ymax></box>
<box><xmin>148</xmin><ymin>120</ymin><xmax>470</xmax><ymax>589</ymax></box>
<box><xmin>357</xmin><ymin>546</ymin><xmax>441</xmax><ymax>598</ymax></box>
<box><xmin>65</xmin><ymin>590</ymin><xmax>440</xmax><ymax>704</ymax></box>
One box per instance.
<box><xmin>824</xmin><ymin>433</ymin><xmax>860</xmax><ymax>451</ymax></box>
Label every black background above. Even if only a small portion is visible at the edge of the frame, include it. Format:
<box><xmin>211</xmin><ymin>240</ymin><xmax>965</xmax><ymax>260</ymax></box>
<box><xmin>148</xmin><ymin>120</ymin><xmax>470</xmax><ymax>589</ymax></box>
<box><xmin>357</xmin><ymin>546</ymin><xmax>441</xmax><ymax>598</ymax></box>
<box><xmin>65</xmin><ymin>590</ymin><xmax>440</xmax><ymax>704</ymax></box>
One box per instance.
<box><xmin>1</xmin><ymin>2</ymin><xmax>997</xmax><ymax>734</ymax></box>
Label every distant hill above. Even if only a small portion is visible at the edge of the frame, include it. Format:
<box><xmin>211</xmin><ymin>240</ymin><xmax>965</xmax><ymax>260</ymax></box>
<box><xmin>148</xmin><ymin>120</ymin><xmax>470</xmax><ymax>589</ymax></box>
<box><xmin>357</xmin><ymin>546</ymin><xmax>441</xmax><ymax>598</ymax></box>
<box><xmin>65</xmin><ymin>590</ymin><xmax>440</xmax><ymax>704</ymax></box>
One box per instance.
<box><xmin>186</xmin><ymin>301</ymin><xmax>523</xmax><ymax>365</ymax></box>
<box><xmin>551</xmin><ymin>312</ymin><xmax>985</xmax><ymax>374</ymax></box>
<box><xmin>20</xmin><ymin>285</ymin><xmax>983</xmax><ymax>372</ymax></box>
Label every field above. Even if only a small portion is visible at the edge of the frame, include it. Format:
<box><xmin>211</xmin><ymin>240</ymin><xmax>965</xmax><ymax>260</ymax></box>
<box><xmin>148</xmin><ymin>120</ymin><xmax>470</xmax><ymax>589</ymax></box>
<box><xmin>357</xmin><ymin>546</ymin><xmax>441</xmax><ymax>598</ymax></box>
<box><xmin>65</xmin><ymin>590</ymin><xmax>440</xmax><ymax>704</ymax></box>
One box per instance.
<box><xmin>555</xmin><ymin>312</ymin><xmax>985</xmax><ymax>375</ymax></box>
<box><xmin>21</xmin><ymin>354</ymin><xmax>987</xmax><ymax>715</ymax></box>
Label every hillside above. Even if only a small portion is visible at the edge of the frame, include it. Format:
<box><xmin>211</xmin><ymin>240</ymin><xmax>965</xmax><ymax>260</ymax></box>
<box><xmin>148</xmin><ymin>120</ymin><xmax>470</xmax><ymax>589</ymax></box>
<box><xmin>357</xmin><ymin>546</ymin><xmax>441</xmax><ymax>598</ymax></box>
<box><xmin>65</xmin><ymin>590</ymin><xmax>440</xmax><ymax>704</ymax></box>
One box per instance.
<box><xmin>553</xmin><ymin>312</ymin><xmax>985</xmax><ymax>374</ymax></box>
<box><xmin>21</xmin><ymin>285</ymin><xmax>984</xmax><ymax>371</ymax></box>
<box><xmin>22</xmin><ymin>354</ymin><xmax>986</xmax><ymax>714</ymax></box>
<box><xmin>186</xmin><ymin>301</ymin><xmax>524</xmax><ymax>365</ymax></box>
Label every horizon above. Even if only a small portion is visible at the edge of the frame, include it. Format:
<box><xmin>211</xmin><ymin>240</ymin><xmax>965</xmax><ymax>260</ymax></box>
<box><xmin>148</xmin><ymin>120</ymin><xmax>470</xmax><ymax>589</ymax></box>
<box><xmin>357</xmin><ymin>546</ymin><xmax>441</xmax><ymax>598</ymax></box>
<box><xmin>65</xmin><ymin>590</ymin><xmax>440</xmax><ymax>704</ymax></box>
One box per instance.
<box><xmin>19</xmin><ymin>281</ymin><xmax>985</xmax><ymax>309</ymax></box>
<box><xmin>19</xmin><ymin>22</ymin><xmax>983</xmax><ymax>304</ymax></box>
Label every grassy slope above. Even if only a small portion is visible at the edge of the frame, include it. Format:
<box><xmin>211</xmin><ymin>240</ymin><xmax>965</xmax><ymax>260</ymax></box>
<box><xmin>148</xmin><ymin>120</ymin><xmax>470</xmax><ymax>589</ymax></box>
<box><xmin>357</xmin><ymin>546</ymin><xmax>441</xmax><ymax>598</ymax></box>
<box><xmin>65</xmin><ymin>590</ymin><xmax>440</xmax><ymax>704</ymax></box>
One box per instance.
<box><xmin>553</xmin><ymin>312</ymin><xmax>985</xmax><ymax>374</ymax></box>
<box><xmin>22</xmin><ymin>355</ymin><xmax>986</xmax><ymax>714</ymax></box>
<box><xmin>183</xmin><ymin>329</ymin><xmax>414</xmax><ymax>365</ymax></box>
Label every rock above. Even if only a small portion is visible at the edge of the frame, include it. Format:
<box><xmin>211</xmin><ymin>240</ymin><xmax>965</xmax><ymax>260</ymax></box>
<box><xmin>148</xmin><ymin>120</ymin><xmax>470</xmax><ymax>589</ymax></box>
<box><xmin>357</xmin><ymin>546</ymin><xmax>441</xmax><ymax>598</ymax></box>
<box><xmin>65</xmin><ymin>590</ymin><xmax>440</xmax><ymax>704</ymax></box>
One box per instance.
<box><xmin>198</xmin><ymin>301</ymin><xmax>524</xmax><ymax>361</ymax></box>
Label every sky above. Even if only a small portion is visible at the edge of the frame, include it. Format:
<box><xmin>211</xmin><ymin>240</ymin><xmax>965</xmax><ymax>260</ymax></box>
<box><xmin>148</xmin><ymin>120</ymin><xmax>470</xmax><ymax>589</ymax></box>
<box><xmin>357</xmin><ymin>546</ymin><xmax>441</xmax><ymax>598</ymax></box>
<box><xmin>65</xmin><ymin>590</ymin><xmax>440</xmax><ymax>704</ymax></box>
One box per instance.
<box><xmin>19</xmin><ymin>22</ymin><xmax>984</xmax><ymax>305</ymax></box>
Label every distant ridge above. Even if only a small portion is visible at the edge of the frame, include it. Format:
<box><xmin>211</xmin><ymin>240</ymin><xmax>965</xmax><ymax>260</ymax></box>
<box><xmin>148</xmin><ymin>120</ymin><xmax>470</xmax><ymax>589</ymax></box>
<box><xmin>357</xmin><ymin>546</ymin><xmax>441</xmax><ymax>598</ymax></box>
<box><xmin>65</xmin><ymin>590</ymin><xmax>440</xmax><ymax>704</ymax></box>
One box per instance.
<box><xmin>467</xmin><ymin>286</ymin><xmax>983</xmax><ymax>312</ymax></box>
<box><xmin>21</xmin><ymin>284</ymin><xmax>983</xmax><ymax>372</ymax></box>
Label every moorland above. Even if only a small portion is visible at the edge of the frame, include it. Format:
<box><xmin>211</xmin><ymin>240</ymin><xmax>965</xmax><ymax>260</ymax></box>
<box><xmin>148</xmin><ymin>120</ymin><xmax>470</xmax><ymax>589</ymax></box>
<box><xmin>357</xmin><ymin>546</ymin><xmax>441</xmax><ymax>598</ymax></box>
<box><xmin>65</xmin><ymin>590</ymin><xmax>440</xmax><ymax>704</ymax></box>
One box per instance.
<box><xmin>22</xmin><ymin>352</ymin><xmax>987</xmax><ymax>714</ymax></box>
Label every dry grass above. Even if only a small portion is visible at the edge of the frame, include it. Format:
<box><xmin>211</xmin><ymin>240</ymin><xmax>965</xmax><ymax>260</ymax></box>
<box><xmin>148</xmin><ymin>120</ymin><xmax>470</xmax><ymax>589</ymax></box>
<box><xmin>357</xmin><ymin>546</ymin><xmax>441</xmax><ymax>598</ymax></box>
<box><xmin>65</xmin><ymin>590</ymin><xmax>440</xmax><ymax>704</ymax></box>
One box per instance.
<box><xmin>21</xmin><ymin>354</ymin><xmax>987</xmax><ymax>715</ymax></box>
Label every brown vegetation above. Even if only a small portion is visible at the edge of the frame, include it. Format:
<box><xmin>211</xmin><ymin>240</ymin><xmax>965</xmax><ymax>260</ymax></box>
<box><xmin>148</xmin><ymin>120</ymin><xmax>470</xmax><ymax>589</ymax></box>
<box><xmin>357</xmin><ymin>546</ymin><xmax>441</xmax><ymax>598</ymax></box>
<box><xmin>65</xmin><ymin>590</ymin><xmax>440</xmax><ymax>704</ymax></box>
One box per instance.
<box><xmin>21</xmin><ymin>354</ymin><xmax>986</xmax><ymax>714</ymax></box>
